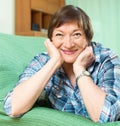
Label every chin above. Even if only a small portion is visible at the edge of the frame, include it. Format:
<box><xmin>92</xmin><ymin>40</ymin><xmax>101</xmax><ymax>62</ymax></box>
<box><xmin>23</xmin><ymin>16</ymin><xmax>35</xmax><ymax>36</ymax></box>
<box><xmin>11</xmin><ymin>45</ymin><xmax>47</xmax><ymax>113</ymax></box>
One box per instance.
<box><xmin>62</xmin><ymin>55</ymin><xmax>78</xmax><ymax>64</ymax></box>
<box><xmin>64</xmin><ymin>59</ymin><xmax>76</xmax><ymax>64</ymax></box>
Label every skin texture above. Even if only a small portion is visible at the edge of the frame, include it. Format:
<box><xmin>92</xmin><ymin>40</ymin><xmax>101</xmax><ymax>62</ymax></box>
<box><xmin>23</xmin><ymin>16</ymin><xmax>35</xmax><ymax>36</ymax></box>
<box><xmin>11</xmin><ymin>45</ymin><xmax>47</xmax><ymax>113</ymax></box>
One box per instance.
<box><xmin>11</xmin><ymin>21</ymin><xmax>106</xmax><ymax>122</ymax></box>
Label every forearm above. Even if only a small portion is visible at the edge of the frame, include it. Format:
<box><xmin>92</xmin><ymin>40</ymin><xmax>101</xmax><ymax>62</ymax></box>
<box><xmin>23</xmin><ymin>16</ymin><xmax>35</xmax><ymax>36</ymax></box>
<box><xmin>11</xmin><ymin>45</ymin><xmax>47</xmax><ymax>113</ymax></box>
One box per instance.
<box><xmin>73</xmin><ymin>46</ymin><xmax>106</xmax><ymax>122</ymax></box>
<box><xmin>11</xmin><ymin>57</ymin><xmax>60</xmax><ymax>116</ymax></box>
<box><xmin>77</xmin><ymin>75</ymin><xmax>106</xmax><ymax>122</ymax></box>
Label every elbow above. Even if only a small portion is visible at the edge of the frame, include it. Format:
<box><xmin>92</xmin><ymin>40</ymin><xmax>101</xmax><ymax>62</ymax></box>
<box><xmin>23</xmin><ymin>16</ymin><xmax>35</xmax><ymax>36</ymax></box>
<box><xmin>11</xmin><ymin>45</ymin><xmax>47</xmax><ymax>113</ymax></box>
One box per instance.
<box><xmin>4</xmin><ymin>106</ymin><xmax>22</xmax><ymax>118</ymax></box>
<box><xmin>9</xmin><ymin>110</ymin><xmax>23</xmax><ymax>118</ymax></box>
<box><xmin>4</xmin><ymin>93</ymin><xmax>24</xmax><ymax>117</ymax></box>
<box><xmin>10</xmin><ymin>104</ymin><xmax>32</xmax><ymax>117</ymax></box>
<box><xmin>90</xmin><ymin>114</ymin><xmax>100</xmax><ymax>123</ymax></box>
<box><xmin>91</xmin><ymin>117</ymin><xmax>99</xmax><ymax>123</ymax></box>
<box><xmin>9</xmin><ymin>106</ymin><xmax>26</xmax><ymax>118</ymax></box>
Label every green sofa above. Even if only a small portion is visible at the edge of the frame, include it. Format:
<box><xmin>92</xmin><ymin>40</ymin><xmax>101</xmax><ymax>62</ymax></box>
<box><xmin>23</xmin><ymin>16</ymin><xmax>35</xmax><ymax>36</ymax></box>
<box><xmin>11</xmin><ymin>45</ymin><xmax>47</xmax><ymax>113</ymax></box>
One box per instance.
<box><xmin>0</xmin><ymin>33</ymin><xmax>119</xmax><ymax>126</ymax></box>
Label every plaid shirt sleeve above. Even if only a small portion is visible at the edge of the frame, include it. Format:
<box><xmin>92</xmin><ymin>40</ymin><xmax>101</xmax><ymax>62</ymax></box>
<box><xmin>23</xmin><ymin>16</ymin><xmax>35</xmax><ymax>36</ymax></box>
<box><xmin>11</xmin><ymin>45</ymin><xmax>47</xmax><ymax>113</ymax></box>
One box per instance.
<box><xmin>4</xmin><ymin>91</ymin><xmax>12</xmax><ymax>115</ymax></box>
<box><xmin>98</xmin><ymin>54</ymin><xmax>120</xmax><ymax>122</ymax></box>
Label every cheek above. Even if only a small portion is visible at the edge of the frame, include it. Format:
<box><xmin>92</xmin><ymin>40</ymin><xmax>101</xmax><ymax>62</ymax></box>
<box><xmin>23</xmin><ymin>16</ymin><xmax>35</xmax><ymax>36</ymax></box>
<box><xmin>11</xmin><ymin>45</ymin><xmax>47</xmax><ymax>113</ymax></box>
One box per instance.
<box><xmin>78</xmin><ymin>38</ymin><xmax>88</xmax><ymax>48</ymax></box>
<box><xmin>52</xmin><ymin>39</ymin><xmax>62</xmax><ymax>48</ymax></box>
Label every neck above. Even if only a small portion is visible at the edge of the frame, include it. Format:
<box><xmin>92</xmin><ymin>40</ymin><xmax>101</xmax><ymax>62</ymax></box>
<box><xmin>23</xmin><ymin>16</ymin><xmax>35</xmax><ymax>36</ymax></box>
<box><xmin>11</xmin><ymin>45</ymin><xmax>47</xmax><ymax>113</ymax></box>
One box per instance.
<box><xmin>62</xmin><ymin>63</ymin><xmax>76</xmax><ymax>86</ymax></box>
<box><xmin>62</xmin><ymin>63</ymin><xmax>73</xmax><ymax>73</ymax></box>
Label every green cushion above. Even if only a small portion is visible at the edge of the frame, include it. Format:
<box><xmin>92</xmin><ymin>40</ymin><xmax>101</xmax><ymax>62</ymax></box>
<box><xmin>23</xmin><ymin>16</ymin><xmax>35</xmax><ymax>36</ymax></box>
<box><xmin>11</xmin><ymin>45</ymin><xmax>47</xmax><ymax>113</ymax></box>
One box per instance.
<box><xmin>0</xmin><ymin>107</ymin><xmax>120</xmax><ymax>126</ymax></box>
<box><xmin>0</xmin><ymin>33</ymin><xmax>46</xmax><ymax>100</ymax></box>
<box><xmin>0</xmin><ymin>33</ymin><xmax>119</xmax><ymax>126</ymax></box>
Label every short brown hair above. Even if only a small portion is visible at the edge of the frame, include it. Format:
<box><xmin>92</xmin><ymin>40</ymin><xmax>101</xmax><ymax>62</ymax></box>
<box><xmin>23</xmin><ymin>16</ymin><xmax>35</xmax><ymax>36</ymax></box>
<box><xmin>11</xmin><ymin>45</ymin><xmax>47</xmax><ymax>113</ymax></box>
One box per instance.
<box><xmin>48</xmin><ymin>5</ymin><xmax>94</xmax><ymax>42</ymax></box>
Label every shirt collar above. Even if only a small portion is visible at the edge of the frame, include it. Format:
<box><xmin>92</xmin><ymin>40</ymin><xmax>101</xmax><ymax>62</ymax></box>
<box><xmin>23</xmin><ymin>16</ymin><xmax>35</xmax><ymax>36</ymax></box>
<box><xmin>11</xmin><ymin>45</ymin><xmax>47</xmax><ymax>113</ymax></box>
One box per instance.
<box><xmin>88</xmin><ymin>42</ymin><xmax>101</xmax><ymax>73</ymax></box>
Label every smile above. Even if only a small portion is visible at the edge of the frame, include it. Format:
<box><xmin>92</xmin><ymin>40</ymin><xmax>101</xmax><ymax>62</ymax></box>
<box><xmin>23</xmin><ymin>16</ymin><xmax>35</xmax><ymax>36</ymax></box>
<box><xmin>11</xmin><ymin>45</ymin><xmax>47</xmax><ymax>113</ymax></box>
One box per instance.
<box><xmin>60</xmin><ymin>49</ymin><xmax>78</xmax><ymax>55</ymax></box>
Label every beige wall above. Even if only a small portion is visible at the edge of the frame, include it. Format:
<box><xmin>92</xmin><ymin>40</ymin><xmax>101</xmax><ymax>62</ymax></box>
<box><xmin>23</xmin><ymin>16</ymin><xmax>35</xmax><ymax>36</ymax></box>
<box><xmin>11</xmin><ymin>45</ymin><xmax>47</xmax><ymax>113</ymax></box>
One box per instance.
<box><xmin>0</xmin><ymin>0</ymin><xmax>15</xmax><ymax>34</ymax></box>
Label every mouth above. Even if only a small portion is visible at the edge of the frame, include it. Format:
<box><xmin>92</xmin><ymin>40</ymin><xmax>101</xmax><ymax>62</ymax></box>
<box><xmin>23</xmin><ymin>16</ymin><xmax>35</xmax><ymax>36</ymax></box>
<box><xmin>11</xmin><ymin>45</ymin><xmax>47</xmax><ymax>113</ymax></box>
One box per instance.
<box><xmin>60</xmin><ymin>49</ymin><xmax>78</xmax><ymax>55</ymax></box>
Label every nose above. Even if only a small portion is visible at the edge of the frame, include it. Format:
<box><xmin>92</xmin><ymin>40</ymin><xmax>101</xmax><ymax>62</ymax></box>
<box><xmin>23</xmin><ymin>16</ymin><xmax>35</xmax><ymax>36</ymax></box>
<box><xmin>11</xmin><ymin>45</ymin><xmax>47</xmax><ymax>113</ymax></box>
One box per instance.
<box><xmin>63</xmin><ymin>35</ymin><xmax>74</xmax><ymax>48</ymax></box>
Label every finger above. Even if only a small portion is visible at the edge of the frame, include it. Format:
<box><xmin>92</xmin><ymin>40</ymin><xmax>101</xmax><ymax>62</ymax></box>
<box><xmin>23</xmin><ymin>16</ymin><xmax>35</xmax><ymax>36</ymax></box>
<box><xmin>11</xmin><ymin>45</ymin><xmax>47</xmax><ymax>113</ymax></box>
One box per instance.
<box><xmin>44</xmin><ymin>39</ymin><xmax>53</xmax><ymax>48</ymax></box>
<box><xmin>85</xmin><ymin>46</ymin><xmax>94</xmax><ymax>55</ymax></box>
<box><xmin>44</xmin><ymin>39</ymin><xmax>49</xmax><ymax>47</ymax></box>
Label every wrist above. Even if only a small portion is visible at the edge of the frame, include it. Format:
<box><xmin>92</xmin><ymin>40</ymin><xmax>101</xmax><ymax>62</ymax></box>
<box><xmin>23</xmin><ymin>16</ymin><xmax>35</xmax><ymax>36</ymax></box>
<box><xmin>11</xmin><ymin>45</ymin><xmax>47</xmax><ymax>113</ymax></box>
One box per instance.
<box><xmin>76</xmin><ymin>70</ymin><xmax>90</xmax><ymax>83</ymax></box>
<box><xmin>74</xmin><ymin>66</ymin><xmax>86</xmax><ymax>77</ymax></box>
<box><xmin>51</xmin><ymin>57</ymin><xmax>63</xmax><ymax>69</ymax></box>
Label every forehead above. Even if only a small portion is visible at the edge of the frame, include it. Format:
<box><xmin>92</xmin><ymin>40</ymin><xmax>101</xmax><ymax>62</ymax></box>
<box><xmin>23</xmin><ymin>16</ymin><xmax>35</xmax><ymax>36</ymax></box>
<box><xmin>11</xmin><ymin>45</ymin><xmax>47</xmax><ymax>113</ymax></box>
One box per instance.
<box><xmin>54</xmin><ymin>21</ymin><xmax>82</xmax><ymax>32</ymax></box>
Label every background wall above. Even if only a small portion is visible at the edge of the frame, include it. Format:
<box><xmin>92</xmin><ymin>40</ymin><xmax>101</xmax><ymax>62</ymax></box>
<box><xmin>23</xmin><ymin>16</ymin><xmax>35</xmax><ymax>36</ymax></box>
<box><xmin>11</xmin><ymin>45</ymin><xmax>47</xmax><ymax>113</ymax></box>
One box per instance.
<box><xmin>0</xmin><ymin>0</ymin><xmax>15</xmax><ymax>34</ymax></box>
<box><xmin>66</xmin><ymin>0</ymin><xmax>120</xmax><ymax>55</ymax></box>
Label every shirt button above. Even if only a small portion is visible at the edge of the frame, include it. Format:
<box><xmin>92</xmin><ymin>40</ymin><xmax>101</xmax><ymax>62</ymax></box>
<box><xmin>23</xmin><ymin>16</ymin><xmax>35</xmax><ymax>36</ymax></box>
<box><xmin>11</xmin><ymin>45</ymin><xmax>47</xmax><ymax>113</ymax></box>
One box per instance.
<box><xmin>56</xmin><ymin>94</ymin><xmax>62</xmax><ymax>98</ymax></box>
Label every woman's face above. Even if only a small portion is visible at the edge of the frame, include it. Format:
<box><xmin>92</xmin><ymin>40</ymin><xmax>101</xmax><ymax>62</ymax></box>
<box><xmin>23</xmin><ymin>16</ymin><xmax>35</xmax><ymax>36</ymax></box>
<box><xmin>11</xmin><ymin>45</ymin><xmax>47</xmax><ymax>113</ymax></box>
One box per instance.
<box><xmin>52</xmin><ymin>21</ymin><xmax>89</xmax><ymax>64</ymax></box>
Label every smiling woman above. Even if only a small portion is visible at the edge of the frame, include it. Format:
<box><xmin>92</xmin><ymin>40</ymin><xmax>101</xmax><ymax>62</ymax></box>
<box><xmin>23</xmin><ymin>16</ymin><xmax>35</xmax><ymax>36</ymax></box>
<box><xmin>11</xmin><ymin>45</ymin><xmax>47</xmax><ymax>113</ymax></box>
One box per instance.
<box><xmin>4</xmin><ymin>5</ymin><xmax>120</xmax><ymax>123</ymax></box>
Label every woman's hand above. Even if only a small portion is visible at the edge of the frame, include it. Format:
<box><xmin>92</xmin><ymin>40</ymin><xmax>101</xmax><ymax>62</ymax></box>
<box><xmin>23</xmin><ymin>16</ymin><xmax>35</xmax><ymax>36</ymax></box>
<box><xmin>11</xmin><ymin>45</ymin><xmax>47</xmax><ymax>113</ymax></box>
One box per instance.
<box><xmin>44</xmin><ymin>39</ymin><xmax>64</xmax><ymax>67</ymax></box>
<box><xmin>73</xmin><ymin>46</ymin><xmax>95</xmax><ymax>76</ymax></box>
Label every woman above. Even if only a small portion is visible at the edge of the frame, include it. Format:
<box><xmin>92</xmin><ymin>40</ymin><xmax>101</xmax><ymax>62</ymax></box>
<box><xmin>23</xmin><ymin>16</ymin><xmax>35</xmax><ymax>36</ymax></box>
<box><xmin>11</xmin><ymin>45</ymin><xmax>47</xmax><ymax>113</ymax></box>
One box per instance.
<box><xmin>4</xmin><ymin>5</ymin><xmax>120</xmax><ymax>123</ymax></box>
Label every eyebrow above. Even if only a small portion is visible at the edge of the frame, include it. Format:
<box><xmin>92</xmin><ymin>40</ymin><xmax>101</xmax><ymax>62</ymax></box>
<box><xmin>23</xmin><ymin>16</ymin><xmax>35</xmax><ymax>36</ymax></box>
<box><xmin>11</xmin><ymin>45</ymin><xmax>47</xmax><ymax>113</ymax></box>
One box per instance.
<box><xmin>73</xmin><ymin>29</ymin><xmax>82</xmax><ymax>32</ymax></box>
<box><xmin>54</xmin><ymin>28</ymin><xmax>82</xmax><ymax>33</ymax></box>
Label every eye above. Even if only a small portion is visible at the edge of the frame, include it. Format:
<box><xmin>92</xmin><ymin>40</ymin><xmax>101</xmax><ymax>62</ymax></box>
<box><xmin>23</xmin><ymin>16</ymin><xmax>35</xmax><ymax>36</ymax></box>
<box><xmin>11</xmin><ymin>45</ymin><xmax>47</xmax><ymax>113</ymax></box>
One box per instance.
<box><xmin>56</xmin><ymin>33</ymin><xmax>63</xmax><ymax>37</ymax></box>
<box><xmin>55</xmin><ymin>33</ymin><xmax>64</xmax><ymax>39</ymax></box>
<box><xmin>73</xmin><ymin>32</ymin><xmax>81</xmax><ymax>39</ymax></box>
